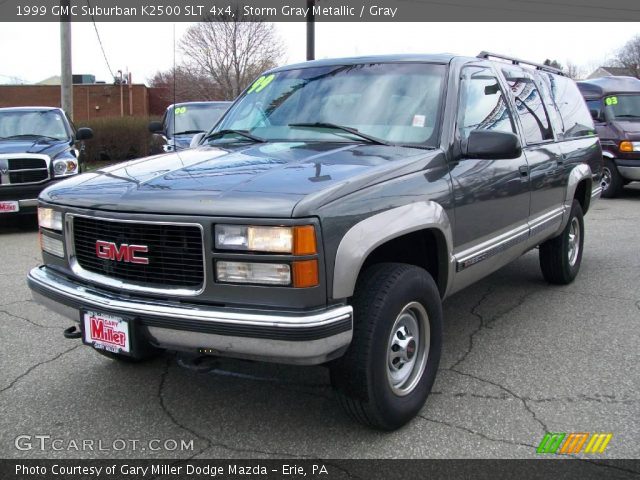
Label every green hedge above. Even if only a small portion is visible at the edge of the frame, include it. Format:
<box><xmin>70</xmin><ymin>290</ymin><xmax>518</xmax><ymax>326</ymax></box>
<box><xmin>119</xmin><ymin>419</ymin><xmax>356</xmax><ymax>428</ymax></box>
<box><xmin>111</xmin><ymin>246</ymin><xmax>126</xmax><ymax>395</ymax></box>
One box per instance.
<box><xmin>81</xmin><ymin>116</ymin><xmax>158</xmax><ymax>166</ymax></box>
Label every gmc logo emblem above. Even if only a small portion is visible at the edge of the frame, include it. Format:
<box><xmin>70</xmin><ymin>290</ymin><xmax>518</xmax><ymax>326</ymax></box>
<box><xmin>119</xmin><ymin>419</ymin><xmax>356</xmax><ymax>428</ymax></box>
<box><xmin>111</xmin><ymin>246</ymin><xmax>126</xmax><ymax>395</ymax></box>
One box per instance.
<box><xmin>95</xmin><ymin>240</ymin><xmax>149</xmax><ymax>265</ymax></box>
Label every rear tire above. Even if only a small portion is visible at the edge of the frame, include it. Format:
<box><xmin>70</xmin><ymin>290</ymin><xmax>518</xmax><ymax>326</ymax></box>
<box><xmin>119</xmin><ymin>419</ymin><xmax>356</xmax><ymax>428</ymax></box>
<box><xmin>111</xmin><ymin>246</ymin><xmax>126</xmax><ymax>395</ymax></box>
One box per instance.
<box><xmin>329</xmin><ymin>263</ymin><xmax>442</xmax><ymax>430</ymax></box>
<box><xmin>539</xmin><ymin>200</ymin><xmax>584</xmax><ymax>285</ymax></box>
<box><xmin>601</xmin><ymin>159</ymin><xmax>624</xmax><ymax>198</ymax></box>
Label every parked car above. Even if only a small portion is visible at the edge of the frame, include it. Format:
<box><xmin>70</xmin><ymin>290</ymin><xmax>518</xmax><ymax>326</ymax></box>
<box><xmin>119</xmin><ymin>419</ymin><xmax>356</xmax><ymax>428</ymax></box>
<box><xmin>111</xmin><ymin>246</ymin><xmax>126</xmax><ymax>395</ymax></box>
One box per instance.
<box><xmin>578</xmin><ymin>76</ymin><xmax>640</xmax><ymax>197</ymax></box>
<box><xmin>28</xmin><ymin>52</ymin><xmax>601</xmax><ymax>430</ymax></box>
<box><xmin>148</xmin><ymin>101</ymin><xmax>231</xmax><ymax>153</ymax></box>
<box><xmin>0</xmin><ymin>107</ymin><xmax>92</xmax><ymax>217</ymax></box>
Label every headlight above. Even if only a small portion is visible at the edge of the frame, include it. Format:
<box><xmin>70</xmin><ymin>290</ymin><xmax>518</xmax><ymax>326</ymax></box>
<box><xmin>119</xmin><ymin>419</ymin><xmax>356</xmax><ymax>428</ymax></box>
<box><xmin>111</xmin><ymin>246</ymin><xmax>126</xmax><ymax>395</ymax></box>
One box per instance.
<box><xmin>38</xmin><ymin>207</ymin><xmax>63</xmax><ymax>231</ymax></box>
<box><xmin>216</xmin><ymin>261</ymin><xmax>291</xmax><ymax>286</ymax></box>
<box><xmin>163</xmin><ymin>139</ymin><xmax>175</xmax><ymax>152</ymax></box>
<box><xmin>53</xmin><ymin>159</ymin><xmax>78</xmax><ymax>177</ymax></box>
<box><xmin>619</xmin><ymin>141</ymin><xmax>640</xmax><ymax>152</ymax></box>
<box><xmin>215</xmin><ymin>224</ymin><xmax>316</xmax><ymax>254</ymax></box>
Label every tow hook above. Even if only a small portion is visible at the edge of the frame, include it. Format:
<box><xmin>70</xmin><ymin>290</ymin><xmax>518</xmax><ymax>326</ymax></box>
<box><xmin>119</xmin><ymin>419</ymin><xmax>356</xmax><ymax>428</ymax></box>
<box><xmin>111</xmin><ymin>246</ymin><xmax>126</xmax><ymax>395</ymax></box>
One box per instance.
<box><xmin>63</xmin><ymin>325</ymin><xmax>82</xmax><ymax>339</ymax></box>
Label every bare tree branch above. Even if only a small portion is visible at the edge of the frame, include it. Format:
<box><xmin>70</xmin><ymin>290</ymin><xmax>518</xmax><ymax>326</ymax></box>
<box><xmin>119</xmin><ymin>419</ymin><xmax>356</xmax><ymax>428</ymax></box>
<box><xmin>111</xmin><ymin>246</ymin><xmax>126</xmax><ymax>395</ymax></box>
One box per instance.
<box><xmin>615</xmin><ymin>35</ymin><xmax>640</xmax><ymax>79</ymax></box>
<box><xmin>179</xmin><ymin>13</ymin><xmax>285</xmax><ymax>99</ymax></box>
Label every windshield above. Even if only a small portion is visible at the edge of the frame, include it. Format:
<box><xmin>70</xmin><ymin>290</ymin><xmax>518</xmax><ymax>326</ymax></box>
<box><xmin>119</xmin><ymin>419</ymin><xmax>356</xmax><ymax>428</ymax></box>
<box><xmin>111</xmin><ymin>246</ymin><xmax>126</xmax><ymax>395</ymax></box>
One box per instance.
<box><xmin>0</xmin><ymin>110</ymin><xmax>70</xmax><ymax>140</ymax></box>
<box><xmin>168</xmin><ymin>104</ymin><xmax>229</xmax><ymax>136</ymax></box>
<box><xmin>212</xmin><ymin>63</ymin><xmax>446</xmax><ymax>146</ymax></box>
<box><xmin>605</xmin><ymin>94</ymin><xmax>640</xmax><ymax>120</ymax></box>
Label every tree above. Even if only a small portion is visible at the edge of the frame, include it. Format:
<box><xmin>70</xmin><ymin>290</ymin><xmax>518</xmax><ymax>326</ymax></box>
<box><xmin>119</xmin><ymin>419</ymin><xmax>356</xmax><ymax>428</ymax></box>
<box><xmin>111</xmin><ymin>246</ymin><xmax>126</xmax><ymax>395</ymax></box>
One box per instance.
<box><xmin>179</xmin><ymin>13</ymin><xmax>285</xmax><ymax>100</ymax></box>
<box><xmin>543</xmin><ymin>59</ymin><xmax>563</xmax><ymax>70</ymax></box>
<box><xmin>148</xmin><ymin>66</ymin><xmax>222</xmax><ymax>103</ymax></box>
<box><xmin>615</xmin><ymin>35</ymin><xmax>640</xmax><ymax>78</ymax></box>
<box><xmin>564</xmin><ymin>61</ymin><xmax>582</xmax><ymax>80</ymax></box>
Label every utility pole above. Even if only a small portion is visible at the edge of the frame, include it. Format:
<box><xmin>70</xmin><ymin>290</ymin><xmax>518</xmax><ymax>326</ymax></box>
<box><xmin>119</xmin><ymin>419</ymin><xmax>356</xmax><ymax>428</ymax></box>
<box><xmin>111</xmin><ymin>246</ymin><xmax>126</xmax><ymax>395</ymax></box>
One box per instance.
<box><xmin>60</xmin><ymin>0</ymin><xmax>73</xmax><ymax>119</ymax></box>
<box><xmin>306</xmin><ymin>0</ymin><xmax>315</xmax><ymax>61</ymax></box>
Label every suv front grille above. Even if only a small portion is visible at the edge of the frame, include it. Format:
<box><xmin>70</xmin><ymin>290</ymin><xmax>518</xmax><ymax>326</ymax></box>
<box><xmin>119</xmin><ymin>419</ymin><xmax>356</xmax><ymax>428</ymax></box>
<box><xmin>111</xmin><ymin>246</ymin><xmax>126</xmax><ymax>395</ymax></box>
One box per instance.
<box><xmin>0</xmin><ymin>156</ymin><xmax>49</xmax><ymax>186</ymax></box>
<box><xmin>72</xmin><ymin>216</ymin><xmax>205</xmax><ymax>290</ymax></box>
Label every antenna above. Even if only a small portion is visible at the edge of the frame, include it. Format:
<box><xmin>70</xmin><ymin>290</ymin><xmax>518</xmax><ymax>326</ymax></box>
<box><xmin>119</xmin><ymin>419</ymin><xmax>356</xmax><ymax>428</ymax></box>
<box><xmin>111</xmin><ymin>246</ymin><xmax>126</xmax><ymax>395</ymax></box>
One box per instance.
<box><xmin>173</xmin><ymin>23</ymin><xmax>176</xmax><ymax>139</ymax></box>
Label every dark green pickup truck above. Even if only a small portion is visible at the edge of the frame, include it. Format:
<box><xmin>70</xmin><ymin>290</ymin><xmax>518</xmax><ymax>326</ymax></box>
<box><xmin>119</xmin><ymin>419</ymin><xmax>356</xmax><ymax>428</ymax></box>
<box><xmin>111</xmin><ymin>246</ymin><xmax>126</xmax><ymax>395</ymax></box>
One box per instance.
<box><xmin>28</xmin><ymin>52</ymin><xmax>602</xmax><ymax>430</ymax></box>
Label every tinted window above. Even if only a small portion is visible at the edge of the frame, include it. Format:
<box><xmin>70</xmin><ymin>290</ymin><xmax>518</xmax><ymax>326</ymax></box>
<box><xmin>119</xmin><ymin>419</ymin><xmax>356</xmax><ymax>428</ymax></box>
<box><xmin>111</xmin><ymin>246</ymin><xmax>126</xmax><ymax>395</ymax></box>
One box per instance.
<box><xmin>457</xmin><ymin>66</ymin><xmax>514</xmax><ymax>140</ymax></box>
<box><xmin>586</xmin><ymin>99</ymin><xmax>604</xmax><ymax>122</ymax></box>
<box><xmin>502</xmin><ymin>67</ymin><xmax>553</xmax><ymax>144</ymax></box>
<box><xmin>542</xmin><ymin>73</ymin><xmax>595</xmax><ymax>139</ymax></box>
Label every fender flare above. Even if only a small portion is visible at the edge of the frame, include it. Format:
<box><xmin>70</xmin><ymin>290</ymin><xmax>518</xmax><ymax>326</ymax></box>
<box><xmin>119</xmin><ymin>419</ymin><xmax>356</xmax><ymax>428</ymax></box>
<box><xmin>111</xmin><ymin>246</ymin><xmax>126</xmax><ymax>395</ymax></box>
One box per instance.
<box><xmin>332</xmin><ymin>201</ymin><xmax>453</xmax><ymax>300</ymax></box>
<box><xmin>565</xmin><ymin>163</ymin><xmax>593</xmax><ymax>216</ymax></box>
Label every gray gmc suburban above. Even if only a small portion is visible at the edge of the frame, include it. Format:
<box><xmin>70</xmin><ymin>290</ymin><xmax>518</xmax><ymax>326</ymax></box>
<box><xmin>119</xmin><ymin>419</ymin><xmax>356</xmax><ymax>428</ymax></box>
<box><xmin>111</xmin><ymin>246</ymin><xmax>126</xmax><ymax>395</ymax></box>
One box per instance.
<box><xmin>28</xmin><ymin>52</ymin><xmax>602</xmax><ymax>430</ymax></box>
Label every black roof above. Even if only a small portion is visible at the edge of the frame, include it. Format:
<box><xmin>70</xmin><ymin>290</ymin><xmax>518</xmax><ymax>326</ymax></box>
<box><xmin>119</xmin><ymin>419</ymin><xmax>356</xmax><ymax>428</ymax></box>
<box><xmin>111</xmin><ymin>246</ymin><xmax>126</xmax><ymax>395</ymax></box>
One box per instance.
<box><xmin>577</xmin><ymin>76</ymin><xmax>640</xmax><ymax>98</ymax></box>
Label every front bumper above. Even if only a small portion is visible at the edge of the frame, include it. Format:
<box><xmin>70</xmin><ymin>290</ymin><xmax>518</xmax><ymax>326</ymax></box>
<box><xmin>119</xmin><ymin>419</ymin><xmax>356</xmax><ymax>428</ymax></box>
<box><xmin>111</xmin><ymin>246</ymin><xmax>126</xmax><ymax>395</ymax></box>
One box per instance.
<box><xmin>0</xmin><ymin>180</ymin><xmax>61</xmax><ymax>214</ymax></box>
<box><xmin>28</xmin><ymin>266</ymin><xmax>353</xmax><ymax>365</ymax></box>
<box><xmin>615</xmin><ymin>160</ymin><xmax>640</xmax><ymax>181</ymax></box>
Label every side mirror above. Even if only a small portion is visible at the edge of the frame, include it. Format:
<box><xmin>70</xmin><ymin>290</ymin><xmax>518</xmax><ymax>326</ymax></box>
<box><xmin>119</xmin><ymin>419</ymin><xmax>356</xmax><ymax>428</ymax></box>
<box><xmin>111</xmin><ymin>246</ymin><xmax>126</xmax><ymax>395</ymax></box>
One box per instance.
<box><xmin>464</xmin><ymin>130</ymin><xmax>522</xmax><ymax>160</ymax></box>
<box><xmin>76</xmin><ymin>127</ymin><xmax>93</xmax><ymax>141</ymax></box>
<box><xmin>589</xmin><ymin>109</ymin><xmax>604</xmax><ymax>123</ymax></box>
<box><xmin>148</xmin><ymin>121</ymin><xmax>163</xmax><ymax>134</ymax></box>
<box><xmin>190</xmin><ymin>132</ymin><xmax>206</xmax><ymax>148</ymax></box>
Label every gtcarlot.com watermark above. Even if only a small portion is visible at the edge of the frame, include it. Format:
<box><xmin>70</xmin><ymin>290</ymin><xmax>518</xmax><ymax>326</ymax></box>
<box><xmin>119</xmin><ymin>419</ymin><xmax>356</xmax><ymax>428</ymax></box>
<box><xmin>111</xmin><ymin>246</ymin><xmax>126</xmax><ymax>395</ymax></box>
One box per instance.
<box><xmin>15</xmin><ymin>435</ymin><xmax>194</xmax><ymax>452</ymax></box>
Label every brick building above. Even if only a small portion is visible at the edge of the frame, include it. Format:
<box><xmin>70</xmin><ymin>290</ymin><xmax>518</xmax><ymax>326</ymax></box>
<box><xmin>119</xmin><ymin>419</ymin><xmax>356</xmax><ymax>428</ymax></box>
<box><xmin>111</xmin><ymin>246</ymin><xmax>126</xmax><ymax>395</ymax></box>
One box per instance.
<box><xmin>0</xmin><ymin>84</ymin><xmax>171</xmax><ymax>121</ymax></box>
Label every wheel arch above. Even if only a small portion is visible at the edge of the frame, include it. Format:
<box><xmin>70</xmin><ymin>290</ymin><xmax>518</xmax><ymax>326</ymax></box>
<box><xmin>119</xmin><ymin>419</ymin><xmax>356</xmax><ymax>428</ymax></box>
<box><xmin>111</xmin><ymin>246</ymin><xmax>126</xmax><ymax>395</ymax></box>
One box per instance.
<box><xmin>332</xmin><ymin>202</ymin><xmax>453</xmax><ymax>300</ymax></box>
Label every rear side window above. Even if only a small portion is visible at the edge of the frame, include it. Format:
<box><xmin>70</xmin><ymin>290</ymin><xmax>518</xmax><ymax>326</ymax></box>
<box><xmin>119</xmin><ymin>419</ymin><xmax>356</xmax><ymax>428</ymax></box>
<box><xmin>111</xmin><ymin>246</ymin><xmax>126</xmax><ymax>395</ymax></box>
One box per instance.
<box><xmin>457</xmin><ymin>66</ymin><xmax>515</xmax><ymax>140</ymax></box>
<box><xmin>541</xmin><ymin>73</ymin><xmax>595</xmax><ymax>139</ymax></box>
<box><xmin>586</xmin><ymin>99</ymin><xmax>603</xmax><ymax>122</ymax></box>
<box><xmin>501</xmin><ymin>67</ymin><xmax>553</xmax><ymax>144</ymax></box>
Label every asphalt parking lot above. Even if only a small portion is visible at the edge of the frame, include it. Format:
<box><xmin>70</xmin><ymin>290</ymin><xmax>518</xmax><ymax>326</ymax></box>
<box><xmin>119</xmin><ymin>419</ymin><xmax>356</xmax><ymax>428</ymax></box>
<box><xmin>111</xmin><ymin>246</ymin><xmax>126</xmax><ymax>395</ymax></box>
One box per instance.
<box><xmin>0</xmin><ymin>188</ymin><xmax>639</xmax><ymax>460</ymax></box>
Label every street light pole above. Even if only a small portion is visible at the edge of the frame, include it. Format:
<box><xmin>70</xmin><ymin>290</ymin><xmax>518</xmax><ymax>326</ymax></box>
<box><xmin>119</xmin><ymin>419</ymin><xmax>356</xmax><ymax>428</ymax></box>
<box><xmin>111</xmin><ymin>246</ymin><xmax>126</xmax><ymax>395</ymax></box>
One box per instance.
<box><xmin>306</xmin><ymin>0</ymin><xmax>315</xmax><ymax>61</ymax></box>
<box><xmin>60</xmin><ymin>0</ymin><xmax>73</xmax><ymax>119</ymax></box>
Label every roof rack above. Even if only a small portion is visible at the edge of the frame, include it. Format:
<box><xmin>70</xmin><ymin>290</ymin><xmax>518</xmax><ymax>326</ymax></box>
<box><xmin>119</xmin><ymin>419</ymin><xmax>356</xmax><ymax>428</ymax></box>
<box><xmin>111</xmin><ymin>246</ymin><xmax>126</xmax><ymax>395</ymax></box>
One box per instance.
<box><xmin>477</xmin><ymin>51</ymin><xmax>566</xmax><ymax>76</ymax></box>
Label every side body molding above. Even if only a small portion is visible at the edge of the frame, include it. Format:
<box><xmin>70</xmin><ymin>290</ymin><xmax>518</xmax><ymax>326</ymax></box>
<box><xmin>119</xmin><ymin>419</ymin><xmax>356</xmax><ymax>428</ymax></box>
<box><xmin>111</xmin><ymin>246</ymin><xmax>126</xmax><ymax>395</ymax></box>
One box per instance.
<box><xmin>602</xmin><ymin>151</ymin><xmax>615</xmax><ymax>159</ymax></box>
<box><xmin>332</xmin><ymin>201</ymin><xmax>453</xmax><ymax>300</ymax></box>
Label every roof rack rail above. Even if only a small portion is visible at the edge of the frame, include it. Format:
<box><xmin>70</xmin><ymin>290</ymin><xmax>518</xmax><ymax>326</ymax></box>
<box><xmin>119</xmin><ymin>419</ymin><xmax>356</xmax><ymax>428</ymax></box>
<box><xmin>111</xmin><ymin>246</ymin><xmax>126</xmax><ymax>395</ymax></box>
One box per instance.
<box><xmin>477</xmin><ymin>51</ymin><xmax>566</xmax><ymax>76</ymax></box>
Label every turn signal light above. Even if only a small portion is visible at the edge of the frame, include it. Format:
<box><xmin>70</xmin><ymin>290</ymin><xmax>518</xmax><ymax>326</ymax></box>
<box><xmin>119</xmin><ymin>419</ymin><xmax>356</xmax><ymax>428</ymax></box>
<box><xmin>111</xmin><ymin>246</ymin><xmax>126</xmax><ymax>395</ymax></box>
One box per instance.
<box><xmin>292</xmin><ymin>259</ymin><xmax>319</xmax><ymax>288</ymax></box>
<box><xmin>293</xmin><ymin>225</ymin><xmax>317</xmax><ymax>255</ymax></box>
<box><xmin>619</xmin><ymin>141</ymin><xmax>634</xmax><ymax>152</ymax></box>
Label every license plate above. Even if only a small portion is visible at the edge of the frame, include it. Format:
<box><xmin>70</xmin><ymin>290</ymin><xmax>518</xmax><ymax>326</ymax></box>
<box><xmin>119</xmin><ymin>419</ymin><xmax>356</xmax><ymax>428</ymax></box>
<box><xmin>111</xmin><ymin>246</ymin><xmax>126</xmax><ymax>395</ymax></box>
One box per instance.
<box><xmin>0</xmin><ymin>201</ymin><xmax>19</xmax><ymax>213</ymax></box>
<box><xmin>82</xmin><ymin>311</ymin><xmax>130</xmax><ymax>354</ymax></box>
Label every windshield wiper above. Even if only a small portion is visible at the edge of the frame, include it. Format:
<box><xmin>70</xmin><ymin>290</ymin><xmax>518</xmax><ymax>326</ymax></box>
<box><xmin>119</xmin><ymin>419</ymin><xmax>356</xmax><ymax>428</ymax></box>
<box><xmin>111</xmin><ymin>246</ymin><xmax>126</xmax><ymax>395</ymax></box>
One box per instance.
<box><xmin>615</xmin><ymin>114</ymin><xmax>640</xmax><ymax>118</ymax></box>
<box><xmin>289</xmin><ymin>122</ymin><xmax>392</xmax><ymax>146</ymax></box>
<box><xmin>173</xmin><ymin>130</ymin><xmax>205</xmax><ymax>135</ymax></box>
<box><xmin>204</xmin><ymin>129</ymin><xmax>266</xmax><ymax>143</ymax></box>
<box><xmin>2</xmin><ymin>134</ymin><xmax>61</xmax><ymax>141</ymax></box>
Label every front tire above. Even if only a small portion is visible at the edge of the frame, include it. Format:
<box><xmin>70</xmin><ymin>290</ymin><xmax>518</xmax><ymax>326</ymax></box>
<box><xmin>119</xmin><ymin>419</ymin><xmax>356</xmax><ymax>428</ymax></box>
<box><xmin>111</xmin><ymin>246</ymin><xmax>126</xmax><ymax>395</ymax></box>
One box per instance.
<box><xmin>539</xmin><ymin>200</ymin><xmax>584</xmax><ymax>285</ymax></box>
<box><xmin>601</xmin><ymin>159</ymin><xmax>624</xmax><ymax>198</ymax></box>
<box><xmin>330</xmin><ymin>263</ymin><xmax>442</xmax><ymax>430</ymax></box>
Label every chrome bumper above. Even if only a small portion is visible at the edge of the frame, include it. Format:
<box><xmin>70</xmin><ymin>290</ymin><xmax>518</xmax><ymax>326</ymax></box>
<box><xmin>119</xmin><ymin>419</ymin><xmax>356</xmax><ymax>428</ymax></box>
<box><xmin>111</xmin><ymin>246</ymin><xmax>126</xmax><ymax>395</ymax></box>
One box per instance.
<box><xmin>19</xmin><ymin>199</ymin><xmax>39</xmax><ymax>208</ymax></box>
<box><xmin>28</xmin><ymin>266</ymin><xmax>353</xmax><ymax>365</ymax></box>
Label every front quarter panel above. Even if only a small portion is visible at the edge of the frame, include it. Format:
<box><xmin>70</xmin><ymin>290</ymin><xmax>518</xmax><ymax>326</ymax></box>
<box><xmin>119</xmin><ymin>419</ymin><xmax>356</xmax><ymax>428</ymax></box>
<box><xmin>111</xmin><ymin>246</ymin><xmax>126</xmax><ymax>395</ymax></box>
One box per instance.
<box><xmin>314</xmin><ymin>151</ymin><xmax>454</xmax><ymax>302</ymax></box>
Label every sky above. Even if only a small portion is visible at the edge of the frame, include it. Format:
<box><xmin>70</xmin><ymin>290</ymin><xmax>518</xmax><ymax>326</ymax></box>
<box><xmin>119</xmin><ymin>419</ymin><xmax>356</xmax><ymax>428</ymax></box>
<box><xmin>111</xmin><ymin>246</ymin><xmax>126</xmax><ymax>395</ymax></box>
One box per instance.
<box><xmin>0</xmin><ymin>22</ymin><xmax>636</xmax><ymax>85</ymax></box>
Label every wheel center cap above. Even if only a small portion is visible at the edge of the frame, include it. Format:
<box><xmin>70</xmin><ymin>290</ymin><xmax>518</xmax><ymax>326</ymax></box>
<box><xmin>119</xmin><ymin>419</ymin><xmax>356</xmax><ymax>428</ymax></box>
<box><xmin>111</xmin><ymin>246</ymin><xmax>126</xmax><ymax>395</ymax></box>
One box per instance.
<box><xmin>406</xmin><ymin>339</ymin><xmax>417</xmax><ymax>359</ymax></box>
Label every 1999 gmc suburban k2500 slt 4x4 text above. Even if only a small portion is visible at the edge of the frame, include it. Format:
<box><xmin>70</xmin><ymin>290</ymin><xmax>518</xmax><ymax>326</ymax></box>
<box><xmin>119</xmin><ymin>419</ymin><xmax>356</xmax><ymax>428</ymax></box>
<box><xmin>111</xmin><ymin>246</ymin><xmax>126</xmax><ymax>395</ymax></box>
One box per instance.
<box><xmin>28</xmin><ymin>52</ymin><xmax>602</xmax><ymax>430</ymax></box>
